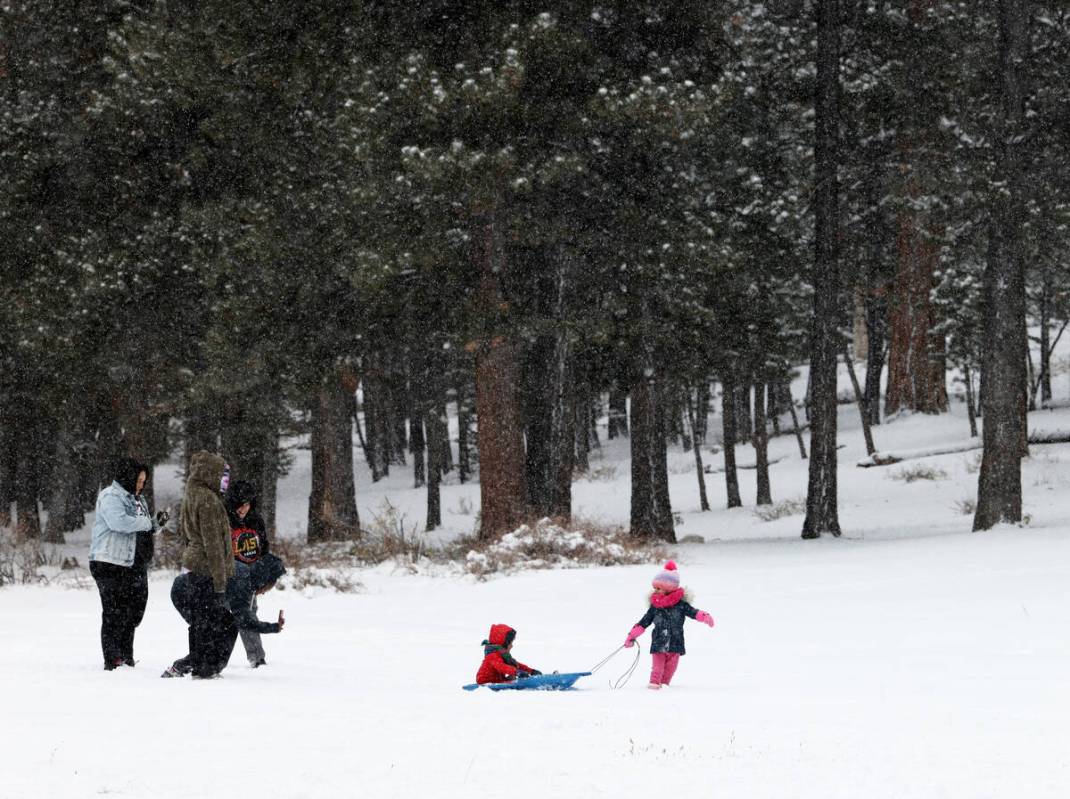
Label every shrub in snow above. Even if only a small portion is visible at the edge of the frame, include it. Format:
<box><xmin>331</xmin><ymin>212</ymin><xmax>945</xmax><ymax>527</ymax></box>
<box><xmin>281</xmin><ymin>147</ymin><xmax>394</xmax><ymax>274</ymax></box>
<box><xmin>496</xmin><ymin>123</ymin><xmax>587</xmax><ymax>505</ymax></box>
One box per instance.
<box><xmin>890</xmin><ymin>464</ymin><xmax>948</xmax><ymax>483</ymax></box>
<box><xmin>465</xmin><ymin>518</ymin><xmax>665</xmax><ymax>578</ymax></box>
<box><xmin>0</xmin><ymin>531</ymin><xmax>60</xmax><ymax>587</ymax></box>
<box><xmin>269</xmin><ymin>539</ymin><xmax>367</xmax><ymax>594</ymax></box>
<box><xmin>579</xmin><ymin>463</ymin><xmax>619</xmax><ymax>482</ymax></box>
<box><xmin>753</xmin><ymin>498</ymin><xmax>806</xmax><ymax>522</ymax></box>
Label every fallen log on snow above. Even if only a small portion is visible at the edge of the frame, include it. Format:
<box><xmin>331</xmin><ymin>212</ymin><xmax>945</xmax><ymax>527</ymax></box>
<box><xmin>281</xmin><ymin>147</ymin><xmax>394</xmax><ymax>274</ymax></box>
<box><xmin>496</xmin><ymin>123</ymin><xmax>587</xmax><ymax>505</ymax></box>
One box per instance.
<box><xmin>705</xmin><ymin>455</ymin><xmax>785</xmax><ymax>474</ymax></box>
<box><xmin>857</xmin><ymin>429</ymin><xmax>1070</xmax><ymax>467</ymax></box>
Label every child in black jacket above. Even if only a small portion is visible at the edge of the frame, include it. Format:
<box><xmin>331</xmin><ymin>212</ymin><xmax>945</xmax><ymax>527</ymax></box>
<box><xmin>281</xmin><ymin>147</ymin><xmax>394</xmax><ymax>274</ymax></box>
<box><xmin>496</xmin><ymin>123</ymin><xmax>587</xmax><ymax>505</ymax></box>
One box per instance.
<box><xmin>226</xmin><ymin>480</ymin><xmax>272</xmax><ymax>667</ymax></box>
<box><xmin>163</xmin><ymin>554</ymin><xmax>286</xmax><ymax>678</ymax></box>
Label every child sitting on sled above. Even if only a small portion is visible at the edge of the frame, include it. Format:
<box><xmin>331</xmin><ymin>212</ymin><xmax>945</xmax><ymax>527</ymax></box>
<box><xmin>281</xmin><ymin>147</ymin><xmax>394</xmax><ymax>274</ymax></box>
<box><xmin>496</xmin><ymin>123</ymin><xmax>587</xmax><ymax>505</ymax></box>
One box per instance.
<box><xmin>624</xmin><ymin>561</ymin><xmax>714</xmax><ymax>690</ymax></box>
<box><xmin>476</xmin><ymin>624</ymin><xmax>542</xmax><ymax>684</ymax></box>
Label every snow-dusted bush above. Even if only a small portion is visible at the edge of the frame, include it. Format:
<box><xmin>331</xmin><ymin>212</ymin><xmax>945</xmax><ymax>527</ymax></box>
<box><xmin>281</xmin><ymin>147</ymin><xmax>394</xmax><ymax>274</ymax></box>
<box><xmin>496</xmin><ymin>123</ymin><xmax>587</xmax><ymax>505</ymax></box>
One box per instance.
<box><xmin>753</xmin><ymin>498</ymin><xmax>806</xmax><ymax>522</ymax></box>
<box><xmin>579</xmin><ymin>463</ymin><xmax>619</xmax><ymax>482</ymax></box>
<box><xmin>0</xmin><ymin>530</ymin><xmax>63</xmax><ymax>587</ymax></box>
<box><xmin>268</xmin><ymin>539</ymin><xmax>367</xmax><ymax>593</ymax></box>
<box><xmin>465</xmin><ymin>518</ymin><xmax>665</xmax><ymax>579</ymax></box>
<box><xmin>891</xmin><ymin>464</ymin><xmax>948</xmax><ymax>483</ymax></box>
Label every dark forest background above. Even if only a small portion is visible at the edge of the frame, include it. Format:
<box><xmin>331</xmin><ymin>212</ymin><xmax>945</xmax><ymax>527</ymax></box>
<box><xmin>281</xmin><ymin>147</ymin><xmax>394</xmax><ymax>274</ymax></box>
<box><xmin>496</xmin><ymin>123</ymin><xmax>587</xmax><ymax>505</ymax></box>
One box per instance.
<box><xmin>1</xmin><ymin>1</ymin><xmax>1065</xmax><ymax>544</ymax></box>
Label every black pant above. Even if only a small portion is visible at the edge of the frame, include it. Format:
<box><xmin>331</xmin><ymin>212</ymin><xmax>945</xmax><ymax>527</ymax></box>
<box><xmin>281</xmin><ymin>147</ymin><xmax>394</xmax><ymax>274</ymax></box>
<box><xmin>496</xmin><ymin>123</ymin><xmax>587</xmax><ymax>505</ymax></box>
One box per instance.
<box><xmin>90</xmin><ymin>561</ymin><xmax>148</xmax><ymax>666</ymax></box>
<box><xmin>171</xmin><ymin>573</ymin><xmax>237</xmax><ymax>677</ymax></box>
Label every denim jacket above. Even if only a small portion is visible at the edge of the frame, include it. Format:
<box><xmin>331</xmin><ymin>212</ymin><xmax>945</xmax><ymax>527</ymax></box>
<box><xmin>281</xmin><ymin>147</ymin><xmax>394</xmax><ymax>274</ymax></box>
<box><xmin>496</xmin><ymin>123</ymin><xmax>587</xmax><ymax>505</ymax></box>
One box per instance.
<box><xmin>89</xmin><ymin>481</ymin><xmax>153</xmax><ymax>567</ymax></box>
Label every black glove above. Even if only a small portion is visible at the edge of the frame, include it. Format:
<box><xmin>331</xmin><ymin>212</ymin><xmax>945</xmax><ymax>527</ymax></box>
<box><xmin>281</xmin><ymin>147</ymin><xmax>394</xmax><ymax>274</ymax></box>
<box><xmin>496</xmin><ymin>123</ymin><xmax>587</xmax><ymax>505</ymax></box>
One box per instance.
<box><xmin>154</xmin><ymin>508</ymin><xmax>170</xmax><ymax>529</ymax></box>
<box><xmin>528</xmin><ymin>669</ymin><xmax>542</xmax><ymax>676</ymax></box>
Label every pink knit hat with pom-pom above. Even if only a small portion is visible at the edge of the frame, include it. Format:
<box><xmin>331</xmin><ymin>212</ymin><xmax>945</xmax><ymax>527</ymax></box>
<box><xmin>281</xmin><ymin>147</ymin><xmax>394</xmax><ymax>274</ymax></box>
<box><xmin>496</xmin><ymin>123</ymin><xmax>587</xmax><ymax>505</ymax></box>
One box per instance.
<box><xmin>652</xmin><ymin>561</ymin><xmax>681</xmax><ymax>592</ymax></box>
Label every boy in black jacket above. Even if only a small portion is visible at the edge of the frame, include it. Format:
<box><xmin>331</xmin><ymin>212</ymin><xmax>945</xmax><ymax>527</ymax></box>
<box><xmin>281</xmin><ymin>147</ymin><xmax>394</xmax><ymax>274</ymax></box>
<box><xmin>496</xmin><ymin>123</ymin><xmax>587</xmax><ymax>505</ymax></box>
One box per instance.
<box><xmin>225</xmin><ymin>480</ymin><xmax>272</xmax><ymax>667</ymax></box>
<box><xmin>163</xmin><ymin>553</ymin><xmax>286</xmax><ymax>678</ymax></box>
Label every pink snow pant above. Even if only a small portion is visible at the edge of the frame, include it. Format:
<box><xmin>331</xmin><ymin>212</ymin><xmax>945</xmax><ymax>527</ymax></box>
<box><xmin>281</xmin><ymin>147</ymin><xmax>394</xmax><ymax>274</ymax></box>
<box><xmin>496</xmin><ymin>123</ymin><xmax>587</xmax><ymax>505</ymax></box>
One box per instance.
<box><xmin>649</xmin><ymin>652</ymin><xmax>681</xmax><ymax>685</ymax></box>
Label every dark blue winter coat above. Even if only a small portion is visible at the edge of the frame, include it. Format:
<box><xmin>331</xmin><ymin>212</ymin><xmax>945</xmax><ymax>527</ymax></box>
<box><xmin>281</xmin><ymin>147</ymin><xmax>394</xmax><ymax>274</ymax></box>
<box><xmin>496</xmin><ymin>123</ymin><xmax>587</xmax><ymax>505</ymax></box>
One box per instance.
<box><xmin>634</xmin><ymin>593</ymin><xmax>700</xmax><ymax>655</ymax></box>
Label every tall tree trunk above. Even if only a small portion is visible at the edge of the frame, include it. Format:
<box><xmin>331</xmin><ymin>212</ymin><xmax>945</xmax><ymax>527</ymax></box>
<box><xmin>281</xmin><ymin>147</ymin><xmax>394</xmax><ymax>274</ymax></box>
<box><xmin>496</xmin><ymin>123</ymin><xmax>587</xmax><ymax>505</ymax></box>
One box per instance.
<box><xmin>369</xmin><ymin>370</ymin><xmax>391</xmax><ymax>481</ymax></box>
<box><xmin>219</xmin><ymin>400</ymin><xmax>281</xmax><ymax>532</ymax></box>
<box><xmin>410</xmin><ymin>412</ymin><xmax>426</xmax><ymax>488</ymax></box>
<box><xmin>885</xmin><ymin>210</ymin><xmax>948</xmax><ymax>415</ymax></box>
<box><xmin>721</xmin><ymin>377</ymin><xmax>743</xmax><ymax>508</ymax></box>
<box><xmin>352</xmin><ymin>390</ymin><xmax>372</xmax><ymax>474</ymax></box>
<box><xmin>475</xmin><ymin>340</ymin><xmax>526</xmax><ymax>539</ymax></box>
<box><xmin>753</xmin><ymin>381</ymin><xmax>772</xmax><ymax>506</ymax></box>
<box><xmin>803</xmin><ymin>0</ymin><xmax>843</xmax><ymax>539</ymax></box>
<box><xmin>360</xmin><ymin>375</ymin><xmax>379</xmax><ymax>481</ymax></box>
<box><xmin>437</xmin><ymin>399</ymin><xmax>453</xmax><ymax>474</ymax></box>
<box><xmin>522</xmin><ymin>244</ymin><xmax>574</xmax><ymax>519</ymax></box>
<box><xmin>678</xmin><ymin>401</ymin><xmax>691</xmax><ymax>452</ymax></box>
<box><xmin>1039</xmin><ymin>274</ymin><xmax>1053</xmax><ymax>405</ymax></box>
<box><xmin>44</xmin><ymin>401</ymin><xmax>85</xmax><ymax>543</ymax></box>
<box><xmin>574</xmin><ymin>386</ymin><xmax>590</xmax><ymax>475</ymax></box>
<box><xmin>425</xmin><ymin>404</ymin><xmax>442</xmax><ymax>531</ymax></box>
<box><xmin>259</xmin><ymin>433</ymin><xmax>279</xmax><ymax>534</ymax></box>
<box><xmin>785</xmin><ymin>382</ymin><xmax>808</xmax><ymax>459</ymax></box>
<box><xmin>734</xmin><ymin>384</ymin><xmax>753</xmax><ymax>444</ymax></box>
<box><xmin>685</xmin><ymin>390</ymin><xmax>710</xmax><ymax>512</ymax></box>
<box><xmin>630</xmin><ymin>371</ymin><xmax>674</xmax><ymax>541</ymax></box>
<box><xmin>473</xmin><ymin>211</ymin><xmax>526</xmax><ymax>540</ymax></box>
<box><xmin>974</xmin><ymin>0</ymin><xmax>1029</xmax><ymax>531</ymax></box>
<box><xmin>769</xmin><ymin>382</ymin><xmax>781</xmax><ymax>437</ymax></box>
<box><xmin>456</xmin><ymin>376</ymin><xmax>471</xmax><ymax>484</ymax></box>
<box><xmin>184</xmin><ymin>403</ymin><xmax>218</xmax><ymax>478</ymax></box>
<box><xmin>964</xmin><ymin>365</ymin><xmax>979</xmax><ymax>438</ymax></box>
<box><xmin>391</xmin><ymin>369</ymin><xmax>409</xmax><ymax>466</ymax></box>
<box><xmin>608</xmin><ymin>387</ymin><xmax>629</xmax><ymax>439</ymax></box>
<box><xmin>884</xmin><ymin>0</ymin><xmax>948</xmax><ymax>418</ymax></box>
<box><xmin>14</xmin><ymin>419</ymin><xmax>41</xmax><ymax>540</ymax></box>
<box><xmin>307</xmin><ymin>367</ymin><xmax>360</xmax><ymax>542</ymax></box>
<box><xmin>588</xmin><ymin>396</ymin><xmax>602</xmax><ymax>450</ymax></box>
<box><xmin>844</xmin><ymin>342</ymin><xmax>877</xmax><ymax>456</ymax></box>
<box><xmin>0</xmin><ymin>408</ymin><xmax>15</xmax><ymax>528</ymax></box>
<box><xmin>695</xmin><ymin>382</ymin><xmax>710</xmax><ymax>443</ymax></box>
<box><xmin>863</xmin><ymin>293</ymin><xmax>887</xmax><ymax>426</ymax></box>
<box><xmin>852</xmin><ymin>285</ymin><xmax>869</xmax><ymax>362</ymax></box>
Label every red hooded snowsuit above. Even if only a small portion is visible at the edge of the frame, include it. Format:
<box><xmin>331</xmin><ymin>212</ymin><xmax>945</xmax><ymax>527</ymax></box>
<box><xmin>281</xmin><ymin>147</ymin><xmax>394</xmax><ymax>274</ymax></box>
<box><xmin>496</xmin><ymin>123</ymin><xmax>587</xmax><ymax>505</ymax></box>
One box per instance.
<box><xmin>476</xmin><ymin>624</ymin><xmax>536</xmax><ymax>684</ymax></box>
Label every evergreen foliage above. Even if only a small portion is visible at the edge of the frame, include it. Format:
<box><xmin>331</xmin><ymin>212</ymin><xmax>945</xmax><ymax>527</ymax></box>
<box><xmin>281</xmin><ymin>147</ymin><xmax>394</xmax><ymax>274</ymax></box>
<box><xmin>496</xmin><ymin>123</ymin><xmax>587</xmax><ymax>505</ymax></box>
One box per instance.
<box><xmin>1</xmin><ymin>1</ymin><xmax>1066</xmax><ymax>541</ymax></box>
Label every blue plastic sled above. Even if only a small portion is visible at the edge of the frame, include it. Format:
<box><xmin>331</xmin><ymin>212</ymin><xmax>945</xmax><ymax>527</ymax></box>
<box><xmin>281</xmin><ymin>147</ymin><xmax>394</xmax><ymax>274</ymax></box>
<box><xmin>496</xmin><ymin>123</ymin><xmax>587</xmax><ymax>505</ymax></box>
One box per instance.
<box><xmin>462</xmin><ymin>672</ymin><xmax>592</xmax><ymax>692</ymax></box>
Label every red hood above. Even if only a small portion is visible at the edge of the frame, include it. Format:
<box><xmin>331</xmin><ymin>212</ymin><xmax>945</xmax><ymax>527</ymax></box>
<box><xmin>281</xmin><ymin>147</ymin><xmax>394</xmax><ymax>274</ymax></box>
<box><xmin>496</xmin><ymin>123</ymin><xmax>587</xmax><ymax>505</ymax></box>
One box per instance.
<box><xmin>487</xmin><ymin>624</ymin><xmax>516</xmax><ymax>646</ymax></box>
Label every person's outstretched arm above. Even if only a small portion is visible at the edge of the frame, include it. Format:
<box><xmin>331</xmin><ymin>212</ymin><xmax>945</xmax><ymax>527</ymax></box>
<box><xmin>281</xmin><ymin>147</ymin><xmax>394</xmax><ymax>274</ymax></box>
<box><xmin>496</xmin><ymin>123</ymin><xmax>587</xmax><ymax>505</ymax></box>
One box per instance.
<box><xmin>681</xmin><ymin>601</ymin><xmax>715</xmax><ymax>627</ymax></box>
<box><xmin>624</xmin><ymin>606</ymin><xmax>656</xmax><ymax>647</ymax></box>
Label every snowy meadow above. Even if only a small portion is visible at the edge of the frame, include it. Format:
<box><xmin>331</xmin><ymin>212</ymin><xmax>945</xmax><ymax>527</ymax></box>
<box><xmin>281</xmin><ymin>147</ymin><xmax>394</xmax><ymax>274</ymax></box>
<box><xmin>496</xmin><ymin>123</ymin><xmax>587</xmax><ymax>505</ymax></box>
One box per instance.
<box><xmin>2</xmin><ymin>389</ymin><xmax>1069</xmax><ymax>799</ymax></box>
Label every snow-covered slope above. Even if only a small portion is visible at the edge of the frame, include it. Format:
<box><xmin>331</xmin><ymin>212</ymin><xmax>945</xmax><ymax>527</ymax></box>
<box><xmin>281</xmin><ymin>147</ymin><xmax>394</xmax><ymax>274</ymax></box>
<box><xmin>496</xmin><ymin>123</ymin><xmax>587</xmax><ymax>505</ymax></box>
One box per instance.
<box><xmin>4</xmin><ymin>367</ymin><xmax>1070</xmax><ymax>797</ymax></box>
<box><xmin>1</xmin><ymin>525</ymin><xmax>1067</xmax><ymax>798</ymax></box>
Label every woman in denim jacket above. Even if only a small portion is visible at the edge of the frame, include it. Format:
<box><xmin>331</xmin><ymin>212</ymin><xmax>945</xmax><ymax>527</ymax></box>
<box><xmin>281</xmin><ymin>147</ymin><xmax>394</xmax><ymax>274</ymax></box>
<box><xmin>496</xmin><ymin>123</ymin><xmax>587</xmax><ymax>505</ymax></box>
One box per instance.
<box><xmin>88</xmin><ymin>457</ymin><xmax>158</xmax><ymax>670</ymax></box>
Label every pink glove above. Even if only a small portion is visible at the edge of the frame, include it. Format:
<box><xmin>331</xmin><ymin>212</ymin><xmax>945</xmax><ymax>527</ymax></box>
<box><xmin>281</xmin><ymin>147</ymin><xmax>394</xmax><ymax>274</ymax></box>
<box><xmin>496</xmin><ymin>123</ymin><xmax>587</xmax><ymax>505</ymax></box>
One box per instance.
<box><xmin>696</xmin><ymin>611</ymin><xmax>715</xmax><ymax>627</ymax></box>
<box><xmin>624</xmin><ymin>624</ymin><xmax>645</xmax><ymax>648</ymax></box>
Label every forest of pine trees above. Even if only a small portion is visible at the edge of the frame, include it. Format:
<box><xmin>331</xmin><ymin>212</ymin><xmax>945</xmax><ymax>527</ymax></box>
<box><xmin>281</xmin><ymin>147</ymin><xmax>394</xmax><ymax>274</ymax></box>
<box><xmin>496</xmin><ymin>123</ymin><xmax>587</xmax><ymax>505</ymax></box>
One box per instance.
<box><xmin>2</xmin><ymin>1</ymin><xmax>1068</xmax><ymax>544</ymax></box>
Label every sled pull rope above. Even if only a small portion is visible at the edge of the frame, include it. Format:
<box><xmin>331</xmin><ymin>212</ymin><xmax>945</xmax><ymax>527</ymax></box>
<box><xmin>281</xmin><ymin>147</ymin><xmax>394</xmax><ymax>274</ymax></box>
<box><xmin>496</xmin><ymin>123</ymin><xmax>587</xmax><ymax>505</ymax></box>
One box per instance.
<box><xmin>588</xmin><ymin>643</ymin><xmax>642</xmax><ymax>690</ymax></box>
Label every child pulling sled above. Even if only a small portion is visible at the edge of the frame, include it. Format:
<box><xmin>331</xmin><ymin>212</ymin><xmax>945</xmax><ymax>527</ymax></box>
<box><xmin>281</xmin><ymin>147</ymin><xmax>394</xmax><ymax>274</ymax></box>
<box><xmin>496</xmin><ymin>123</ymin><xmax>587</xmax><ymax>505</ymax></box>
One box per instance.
<box><xmin>624</xmin><ymin>561</ymin><xmax>714</xmax><ymax>689</ymax></box>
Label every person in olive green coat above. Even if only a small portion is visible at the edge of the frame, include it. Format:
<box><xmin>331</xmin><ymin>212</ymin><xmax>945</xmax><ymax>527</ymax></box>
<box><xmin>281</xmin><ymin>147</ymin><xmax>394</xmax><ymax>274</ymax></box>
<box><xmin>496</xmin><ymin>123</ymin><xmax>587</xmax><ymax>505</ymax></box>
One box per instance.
<box><xmin>175</xmin><ymin>451</ymin><xmax>236</xmax><ymax>678</ymax></box>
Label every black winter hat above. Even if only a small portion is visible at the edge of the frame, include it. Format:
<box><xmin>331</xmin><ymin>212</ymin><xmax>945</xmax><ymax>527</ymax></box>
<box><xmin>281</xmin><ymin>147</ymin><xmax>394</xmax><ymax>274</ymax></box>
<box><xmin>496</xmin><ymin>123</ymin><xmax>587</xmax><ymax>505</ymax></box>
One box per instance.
<box><xmin>226</xmin><ymin>479</ymin><xmax>258</xmax><ymax>512</ymax></box>
<box><xmin>113</xmin><ymin>457</ymin><xmax>147</xmax><ymax>496</ymax></box>
<box><xmin>249</xmin><ymin>553</ymin><xmax>286</xmax><ymax>590</ymax></box>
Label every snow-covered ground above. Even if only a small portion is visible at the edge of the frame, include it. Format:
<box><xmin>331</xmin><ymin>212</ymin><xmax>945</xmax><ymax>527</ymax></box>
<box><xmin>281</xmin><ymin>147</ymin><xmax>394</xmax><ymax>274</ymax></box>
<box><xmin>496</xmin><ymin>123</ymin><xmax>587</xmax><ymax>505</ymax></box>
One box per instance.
<box><xmin>3</xmin><ymin>363</ymin><xmax>1070</xmax><ymax>798</ymax></box>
